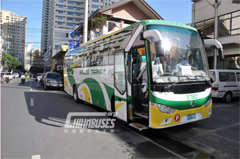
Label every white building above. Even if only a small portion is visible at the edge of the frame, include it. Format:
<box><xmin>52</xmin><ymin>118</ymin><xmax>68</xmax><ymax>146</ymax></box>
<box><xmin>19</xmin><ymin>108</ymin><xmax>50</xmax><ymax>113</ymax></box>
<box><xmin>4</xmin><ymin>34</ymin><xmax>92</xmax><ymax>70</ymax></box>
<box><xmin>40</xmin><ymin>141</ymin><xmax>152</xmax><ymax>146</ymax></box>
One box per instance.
<box><xmin>24</xmin><ymin>43</ymin><xmax>41</xmax><ymax>71</ymax></box>
<box><xmin>192</xmin><ymin>0</ymin><xmax>240</xmax><ymax>69</ymax></box>
<box><xmin>41</xmin><ymin>0</ymin><xmax>121</xmax><ymax>70</ymax></box>
<box><xmin>0</xmin><ymin>10</ymin><xmax>27</xmax><ymax>66</ymax></box>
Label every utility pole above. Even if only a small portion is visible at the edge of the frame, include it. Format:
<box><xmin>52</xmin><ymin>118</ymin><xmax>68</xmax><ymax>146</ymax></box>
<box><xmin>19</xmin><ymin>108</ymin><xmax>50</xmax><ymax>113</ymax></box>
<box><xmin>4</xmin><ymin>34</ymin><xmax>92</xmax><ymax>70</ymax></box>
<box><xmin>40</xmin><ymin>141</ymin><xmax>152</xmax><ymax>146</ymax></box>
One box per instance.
<box><xmin>207</xmin><ymin>0</ymin><xmax>221</xmax><ymax>69</ymax></box>
<box><xmin>83</xmin><ymin>0</ymin><xmax>88</xmax><ymax>43</ymax></box>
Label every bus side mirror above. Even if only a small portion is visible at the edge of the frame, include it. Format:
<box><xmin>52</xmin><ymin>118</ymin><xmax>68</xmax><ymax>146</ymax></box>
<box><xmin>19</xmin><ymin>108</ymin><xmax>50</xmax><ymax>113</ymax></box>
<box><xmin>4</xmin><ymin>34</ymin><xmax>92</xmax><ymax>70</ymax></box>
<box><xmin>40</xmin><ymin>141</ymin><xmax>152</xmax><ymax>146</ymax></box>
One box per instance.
<box><xmin>142</xmin><ymin>30</ymin><xmax>165</xmax><ymax>57</ymax></box>
<box><xmin>204</xmin><ymin>39</ymin><xmax>224</xmax><ymax>61</ymax></box>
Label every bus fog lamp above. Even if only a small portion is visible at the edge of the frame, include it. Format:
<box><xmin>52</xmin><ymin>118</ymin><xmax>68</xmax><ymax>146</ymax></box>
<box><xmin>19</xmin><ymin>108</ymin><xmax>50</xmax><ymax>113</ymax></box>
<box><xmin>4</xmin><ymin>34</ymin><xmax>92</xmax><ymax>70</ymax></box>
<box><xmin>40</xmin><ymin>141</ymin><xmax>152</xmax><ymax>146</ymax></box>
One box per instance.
<box><xmin>204</xmin><ymin>98</ymin><xmax>211</xmax><ymax>107</ymax></box>
<box><xmin>152</xmin><ymin>103</ymin><xmax>175</xmax><ymax>114</ymax></box>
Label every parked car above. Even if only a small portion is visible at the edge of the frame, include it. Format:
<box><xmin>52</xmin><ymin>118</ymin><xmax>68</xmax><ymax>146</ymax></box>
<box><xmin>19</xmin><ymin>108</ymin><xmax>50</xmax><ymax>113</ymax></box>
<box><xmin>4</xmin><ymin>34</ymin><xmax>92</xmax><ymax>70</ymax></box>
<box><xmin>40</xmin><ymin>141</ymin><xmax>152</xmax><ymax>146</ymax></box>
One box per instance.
<box><xmin>210</xmin><ymin>69</ymin><xmax>240</xmax><ymax>102</ymax></box>
<box><xmin>4</xmin><ymin>72</ymin><xmax>13</xmax><ymax>80</ymax></box>
<box><xmin>13</xmin><ymin>73</ymin><xmax>19</xmax><ymax>78</ymax></box>
<box><xmin>42</xmin><ymin>72</ymin><xmax>63</xmax><ymax>90</ymax></box>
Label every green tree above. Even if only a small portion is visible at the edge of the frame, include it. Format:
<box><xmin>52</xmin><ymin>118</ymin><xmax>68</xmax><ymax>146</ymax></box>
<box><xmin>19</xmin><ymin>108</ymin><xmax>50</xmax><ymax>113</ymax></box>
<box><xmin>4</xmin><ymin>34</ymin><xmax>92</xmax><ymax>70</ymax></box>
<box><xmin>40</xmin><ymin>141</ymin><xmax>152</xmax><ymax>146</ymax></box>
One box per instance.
<box><xmin>1</xmin><ymin>53</ymin><xmax>21</xmax><ymax>71</ymax></box>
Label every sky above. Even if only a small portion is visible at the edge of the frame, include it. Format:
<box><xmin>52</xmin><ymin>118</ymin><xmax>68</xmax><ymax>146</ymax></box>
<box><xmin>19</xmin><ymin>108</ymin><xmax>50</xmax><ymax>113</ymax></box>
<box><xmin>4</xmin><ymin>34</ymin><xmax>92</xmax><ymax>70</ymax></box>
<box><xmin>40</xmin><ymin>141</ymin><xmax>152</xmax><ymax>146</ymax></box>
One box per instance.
<box><xmin>1</xmin><ymin>0</ymin><xmax>193</xmax><ymax>49</ymax></box>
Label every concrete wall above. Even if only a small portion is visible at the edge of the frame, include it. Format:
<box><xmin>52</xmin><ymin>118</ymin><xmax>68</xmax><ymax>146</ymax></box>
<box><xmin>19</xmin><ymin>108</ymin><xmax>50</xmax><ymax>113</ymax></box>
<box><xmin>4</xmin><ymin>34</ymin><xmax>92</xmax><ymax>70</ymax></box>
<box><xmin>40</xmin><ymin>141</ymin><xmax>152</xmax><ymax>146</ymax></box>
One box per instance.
<box><xmin>193</xmin><ymin>0</ymin><xmax>240</xmax><ymax>22</ymax></box>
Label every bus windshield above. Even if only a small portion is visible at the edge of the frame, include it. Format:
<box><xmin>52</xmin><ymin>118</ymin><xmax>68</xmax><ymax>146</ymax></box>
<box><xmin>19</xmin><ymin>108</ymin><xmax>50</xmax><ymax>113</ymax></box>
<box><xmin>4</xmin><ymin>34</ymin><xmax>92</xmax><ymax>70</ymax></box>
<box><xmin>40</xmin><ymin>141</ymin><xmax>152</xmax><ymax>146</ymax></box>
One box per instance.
<box><xmin>147</xmin><ymin>25</ymin><xmax>209</xmax><ymax>83</ymax></box>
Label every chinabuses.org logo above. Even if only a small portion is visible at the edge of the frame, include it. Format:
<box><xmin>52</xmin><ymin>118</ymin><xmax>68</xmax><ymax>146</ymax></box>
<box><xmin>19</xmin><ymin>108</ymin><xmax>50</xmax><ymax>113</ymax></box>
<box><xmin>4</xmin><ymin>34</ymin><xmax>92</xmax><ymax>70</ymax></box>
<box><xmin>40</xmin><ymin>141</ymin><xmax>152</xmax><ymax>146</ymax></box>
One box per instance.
<box><xmin>64</xmin><ymin>112</ymin><xmax>117</xmax><ymax>133</ymax></box>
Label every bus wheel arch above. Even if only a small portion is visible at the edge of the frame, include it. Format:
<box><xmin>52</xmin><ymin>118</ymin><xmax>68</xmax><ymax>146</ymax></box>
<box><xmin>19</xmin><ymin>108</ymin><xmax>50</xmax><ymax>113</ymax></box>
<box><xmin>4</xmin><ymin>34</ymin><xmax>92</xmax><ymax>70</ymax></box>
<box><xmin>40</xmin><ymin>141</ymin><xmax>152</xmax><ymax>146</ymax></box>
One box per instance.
<box><xmin>223</xmin><ymin>91</ymin><xmax>232</xmax><ymax>103</ymax></box>
<box><xmin>73</xmin><ymin>85</ymin><xmax>80</xmax><ymax>103</ymax></box>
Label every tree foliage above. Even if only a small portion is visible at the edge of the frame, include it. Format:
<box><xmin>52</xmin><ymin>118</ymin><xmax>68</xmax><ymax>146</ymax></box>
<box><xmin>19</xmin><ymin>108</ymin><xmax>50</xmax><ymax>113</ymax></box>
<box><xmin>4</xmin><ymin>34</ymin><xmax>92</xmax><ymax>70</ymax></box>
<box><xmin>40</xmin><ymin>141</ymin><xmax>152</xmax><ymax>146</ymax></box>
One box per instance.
<box><xmin>89</xmin><ymin>15</ymin><xmax>107</xmax><ymax>32</ymax></box>
<box><xmin>28</xmin><ymin>66</ymin><xmax>43</xmax><ymax>74</ymax></box>
<box><xmin>1</xmin><ymin>53</ymin><xmax>21</xmax><ymax>71</ymax></box>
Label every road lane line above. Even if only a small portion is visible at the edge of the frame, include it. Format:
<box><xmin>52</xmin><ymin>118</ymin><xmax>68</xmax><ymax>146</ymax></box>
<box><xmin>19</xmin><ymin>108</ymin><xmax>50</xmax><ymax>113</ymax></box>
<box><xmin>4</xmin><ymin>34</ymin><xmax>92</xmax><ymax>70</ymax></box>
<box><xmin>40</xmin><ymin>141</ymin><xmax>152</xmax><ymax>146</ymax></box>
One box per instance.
<box><xmin>118</xmin><ymin>124</ymin><xmax>187</xmax><ymax>159</ymax></box>
<box><xmin>77</xmin><ymin>102</ymin><xmax>186</xmax><ymax>159</ymax></box>
<box><xmin>30</xmin><ymin>98</ymin><xmax>34</xmax><ymax>106</ymax></box>
<box><xmin>32</xmin><ymin>155</ymin><xmax>41</xmax><ymax>159</ymax></box>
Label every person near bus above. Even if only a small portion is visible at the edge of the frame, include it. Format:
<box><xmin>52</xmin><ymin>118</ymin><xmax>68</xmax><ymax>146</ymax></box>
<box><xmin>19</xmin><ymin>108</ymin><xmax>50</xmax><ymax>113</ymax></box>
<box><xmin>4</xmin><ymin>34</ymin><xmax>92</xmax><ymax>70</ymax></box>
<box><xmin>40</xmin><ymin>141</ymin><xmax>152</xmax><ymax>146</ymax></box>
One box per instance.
<box><xmin>136</xmin><ymin>64</ymin><xmax>148</xmax><ymax>104</ymax></box>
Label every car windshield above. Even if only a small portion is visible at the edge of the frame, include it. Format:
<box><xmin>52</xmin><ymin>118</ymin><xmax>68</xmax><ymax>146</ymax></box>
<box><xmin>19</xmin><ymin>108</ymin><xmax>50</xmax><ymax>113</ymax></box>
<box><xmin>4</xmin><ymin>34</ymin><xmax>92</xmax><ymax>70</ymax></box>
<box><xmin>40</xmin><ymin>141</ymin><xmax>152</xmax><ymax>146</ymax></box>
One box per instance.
<box><xmin>25</xmin><ymin>75</ymin><xmax>28</xmax><ymax>77</ymax></box>
<box><xmin>147</xmin><ymin>25</ymin><xmax>209</xmax><ymax>83</ymax></box>
<box><xmin>7</xmin><ymin>73</ymin><xmax>11</xmax><ymax>75</ymax></box>
<box><xmin>47</xmin><ymin>73</ymin><xmax>61</xmax><ymax>79</ymax></box>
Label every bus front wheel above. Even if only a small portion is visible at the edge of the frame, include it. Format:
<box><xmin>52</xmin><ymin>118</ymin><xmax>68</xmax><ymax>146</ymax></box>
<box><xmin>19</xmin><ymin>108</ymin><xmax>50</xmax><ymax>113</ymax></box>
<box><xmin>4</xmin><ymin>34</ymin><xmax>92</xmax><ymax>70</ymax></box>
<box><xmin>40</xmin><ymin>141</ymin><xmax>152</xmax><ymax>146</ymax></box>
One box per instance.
<box><xmin>73</xmin><ymin>86</ymin><xmax>80</xmax><ymax>103</ymax></box>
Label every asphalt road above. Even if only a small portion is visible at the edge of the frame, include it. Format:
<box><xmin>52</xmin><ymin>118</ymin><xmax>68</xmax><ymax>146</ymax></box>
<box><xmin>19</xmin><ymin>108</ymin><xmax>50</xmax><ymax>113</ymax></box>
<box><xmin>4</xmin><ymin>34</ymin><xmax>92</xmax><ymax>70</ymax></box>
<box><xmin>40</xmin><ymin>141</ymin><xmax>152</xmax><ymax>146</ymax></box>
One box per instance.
<box><xmin>1</xmin><ymin>78</ymin><xmax>196</xmax><ymax>159</ymax></box>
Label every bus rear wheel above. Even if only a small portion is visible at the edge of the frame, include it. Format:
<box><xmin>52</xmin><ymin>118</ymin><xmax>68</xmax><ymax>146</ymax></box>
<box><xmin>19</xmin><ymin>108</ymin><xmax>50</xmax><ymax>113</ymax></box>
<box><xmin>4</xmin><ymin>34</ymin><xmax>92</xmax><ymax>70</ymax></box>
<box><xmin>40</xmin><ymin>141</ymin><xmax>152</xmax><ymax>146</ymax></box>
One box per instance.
<box><xmin>73</xmin><ymin>86</ymin><xmax>80</xmax><ymax>103</ymax></box>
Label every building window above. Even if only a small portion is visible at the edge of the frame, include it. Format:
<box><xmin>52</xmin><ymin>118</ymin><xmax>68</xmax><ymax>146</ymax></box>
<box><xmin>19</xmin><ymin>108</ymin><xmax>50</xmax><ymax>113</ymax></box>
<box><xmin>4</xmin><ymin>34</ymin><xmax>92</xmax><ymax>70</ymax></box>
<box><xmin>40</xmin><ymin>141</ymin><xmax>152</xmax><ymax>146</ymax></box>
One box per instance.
<box><xmin>76</xmin><ymin>7</ymin><xmax>80</xmax><ymax>10</ymax></box>
<box><xmin>55</xmin><ymin>45</ymin><xmax>61</xmax><ymax>49</ymax></box>
<box><xmin>76</xmin><ymin>18</ymin><xmax>80</xmax><ymax>21</ymax></box>
<box><xmin>92</xmin><ymin>0</ymin><xmax>99</xmax><ymax>2</ymax></box>
<box><xmin>58</xmin><ymin>16</ymin><xmax>63</xmax><ymax>19</ymax></box>
<box><xmin>58</xmin><ymin>22</ymin><xmax>63</xmax><ymax>25</ymax></box>
<box><xmin>91</xmin><ymin>5</ymin><xmax>98</xmax><ymax>8</ymax></box>
<box><xmin>67</xmin><ymin>23</ymin><xmax>73</xmax><ymax>26</ymax></box>
<box><xmin>58</xmin><ymin>5</ymin><xmax>64</xmax><ymax>8</ymax></box>
<box><xmin>76</xmin><ymin>2</ymin><xmax>81</xmax><ymax>5</ymax></box>
<box><xmin>68</xmin><ymin>1</ymin><xmax>74</xmax><ymax>4</ymax></box>
<box><xmin>59</xmin><ymin>0</ymin><xmax>63</xmax><ymax>2</ymax></box>
<box><xmin>105</xmin><ymin>3</ymin><xmax>107</xmax><ymax>6</ymax></box>
<box><xmin>58</xmin><ymin>11</ymin><xmax>63</xmax><ymax>14</ymax></box>
<box><xmin>91</xmin><ymin>11</ymin><xmax>95</xmax><ymax>14</ymax></box>
<box><xmin>76</xmin><ymin>13</ymin><xmax>80</xmax><ymax>16</ymax></box>
<box><xmin>67</xmin><ymin>17</ymin><xmax>73</xmax><ymax>20</ymax></box>
<box><xmin>67</xmin><ymin>12</ymin><xmax>74</xmax><ymax>15</ymax></box>
<box><xmin>67</xmin><ymin>6</ymin><xmax>74</xmax><ymax>10</ymax></box>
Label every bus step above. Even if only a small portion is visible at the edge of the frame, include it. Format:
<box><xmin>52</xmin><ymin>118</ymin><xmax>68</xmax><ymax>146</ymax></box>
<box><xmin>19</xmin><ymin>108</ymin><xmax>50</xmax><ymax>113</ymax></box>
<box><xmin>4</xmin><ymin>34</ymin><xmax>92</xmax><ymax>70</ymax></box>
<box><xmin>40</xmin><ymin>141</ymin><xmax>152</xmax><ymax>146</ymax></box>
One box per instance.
<box><xmin>129</xmin><ymin>123</ymin><xmax>148</xmax><ymax>131</ymax></box>
<box><xmin>135</xmin><ymin>112</ymin><xmax>148</xmax><ymax>119</ymax></box>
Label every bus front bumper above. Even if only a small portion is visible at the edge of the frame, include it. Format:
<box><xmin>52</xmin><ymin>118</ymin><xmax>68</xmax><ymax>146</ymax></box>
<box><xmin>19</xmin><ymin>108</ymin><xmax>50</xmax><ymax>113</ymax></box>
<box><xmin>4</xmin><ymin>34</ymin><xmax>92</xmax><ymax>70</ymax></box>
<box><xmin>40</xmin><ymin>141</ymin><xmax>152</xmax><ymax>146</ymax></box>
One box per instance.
<box><xmin>150</xmin><ymin>100</ymin><xmax>212</xmax><ymax>129</ymax></box>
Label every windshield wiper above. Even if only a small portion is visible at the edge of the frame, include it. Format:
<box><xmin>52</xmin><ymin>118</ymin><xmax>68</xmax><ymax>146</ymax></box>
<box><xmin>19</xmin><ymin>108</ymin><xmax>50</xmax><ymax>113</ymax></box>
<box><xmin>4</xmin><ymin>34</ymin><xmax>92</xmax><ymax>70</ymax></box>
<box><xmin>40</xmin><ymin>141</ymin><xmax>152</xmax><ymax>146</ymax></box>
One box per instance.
<box><xmin>194</xmin><ymin>75</ymin><xmax>211</xmax><ymax>86</ymax></box>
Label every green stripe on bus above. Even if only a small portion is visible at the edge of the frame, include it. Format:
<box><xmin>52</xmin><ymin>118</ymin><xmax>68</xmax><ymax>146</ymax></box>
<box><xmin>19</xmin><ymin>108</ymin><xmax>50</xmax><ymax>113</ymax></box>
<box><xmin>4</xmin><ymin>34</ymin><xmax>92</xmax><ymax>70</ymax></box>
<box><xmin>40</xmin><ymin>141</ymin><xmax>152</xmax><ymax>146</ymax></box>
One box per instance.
<box><xmin>82</xmin><ymin>78</ymin><xmax>106</xmax><ymax>110</ymax></box>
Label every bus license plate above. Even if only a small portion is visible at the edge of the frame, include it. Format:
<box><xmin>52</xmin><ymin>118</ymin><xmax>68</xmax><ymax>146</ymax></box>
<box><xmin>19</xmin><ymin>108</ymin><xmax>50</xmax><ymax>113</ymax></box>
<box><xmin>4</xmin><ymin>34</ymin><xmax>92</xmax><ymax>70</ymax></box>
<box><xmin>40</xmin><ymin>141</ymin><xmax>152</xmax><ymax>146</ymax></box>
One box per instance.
<box><xmin>187</xmin><ymin>114</ymin><xmax>196</xmax><ymax>120</ymax></box>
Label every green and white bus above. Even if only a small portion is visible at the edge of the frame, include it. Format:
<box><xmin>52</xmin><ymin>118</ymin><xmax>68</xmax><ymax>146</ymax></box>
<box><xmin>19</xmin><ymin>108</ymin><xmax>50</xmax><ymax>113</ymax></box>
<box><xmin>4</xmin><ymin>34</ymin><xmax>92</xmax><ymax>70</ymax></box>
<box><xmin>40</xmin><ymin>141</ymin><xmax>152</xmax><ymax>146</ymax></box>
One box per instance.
<box><xmin>64</xmin><ymin>20</ymin><xmax>223</xmax><ymax>130</ymax></box>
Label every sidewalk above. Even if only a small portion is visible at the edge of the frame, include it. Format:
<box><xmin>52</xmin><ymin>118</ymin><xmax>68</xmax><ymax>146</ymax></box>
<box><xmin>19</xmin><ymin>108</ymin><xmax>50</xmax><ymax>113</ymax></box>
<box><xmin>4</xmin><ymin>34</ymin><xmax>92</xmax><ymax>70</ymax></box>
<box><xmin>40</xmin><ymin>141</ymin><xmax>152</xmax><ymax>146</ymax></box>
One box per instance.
<box><xmin>157</xmin><ymin>99</ymin><xmax>239</xmax><ymax>159</ymax></box>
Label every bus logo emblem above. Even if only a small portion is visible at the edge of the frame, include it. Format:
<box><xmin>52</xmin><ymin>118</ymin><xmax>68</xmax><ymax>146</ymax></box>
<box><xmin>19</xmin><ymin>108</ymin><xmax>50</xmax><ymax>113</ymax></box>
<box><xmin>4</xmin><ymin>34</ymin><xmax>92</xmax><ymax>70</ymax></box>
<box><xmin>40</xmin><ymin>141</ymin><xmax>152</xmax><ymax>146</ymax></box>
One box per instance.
<box><xmin>174</xmin><ymin>114</ymin><xmax>180</xmax><ymax>122</ymax></box>
<box><xmin>190</xmin><ymin>100</ymin><xmax>195</xmax><ymax>107</ymax></box>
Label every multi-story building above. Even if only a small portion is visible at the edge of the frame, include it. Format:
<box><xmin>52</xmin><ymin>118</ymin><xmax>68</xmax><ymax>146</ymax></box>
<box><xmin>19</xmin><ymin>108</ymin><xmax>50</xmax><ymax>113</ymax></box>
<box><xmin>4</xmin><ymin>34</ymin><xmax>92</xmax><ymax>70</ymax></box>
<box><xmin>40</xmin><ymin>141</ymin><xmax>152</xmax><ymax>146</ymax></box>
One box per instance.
<box><xmin>41</xmin><ymin>0</ymin><xmax>121</xmax><ymax>70</ymax></box>
<box><xmin>25</xmin><ymin>43</ymin><xmax>44</xmax><ymax>71</ymax></box>
<box><xmin>0</xmin><ymin>10</ymin><xmax>27</xmax><ymax>65</ymax></box>
<box><xmin>192</xmin><ymin>0</ymin><xmax>240</xmax><ymax>69</ymax></box>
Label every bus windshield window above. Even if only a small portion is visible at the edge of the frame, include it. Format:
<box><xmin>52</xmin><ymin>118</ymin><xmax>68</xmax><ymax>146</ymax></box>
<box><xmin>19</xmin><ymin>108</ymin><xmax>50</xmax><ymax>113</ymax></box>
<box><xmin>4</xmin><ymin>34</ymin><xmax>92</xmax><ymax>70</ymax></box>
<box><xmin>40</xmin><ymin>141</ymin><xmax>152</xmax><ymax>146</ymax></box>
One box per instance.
<box><xmin>147</xmin><ymin>25</ymin><xmax>209</xmax><ymax>83</ymax></box>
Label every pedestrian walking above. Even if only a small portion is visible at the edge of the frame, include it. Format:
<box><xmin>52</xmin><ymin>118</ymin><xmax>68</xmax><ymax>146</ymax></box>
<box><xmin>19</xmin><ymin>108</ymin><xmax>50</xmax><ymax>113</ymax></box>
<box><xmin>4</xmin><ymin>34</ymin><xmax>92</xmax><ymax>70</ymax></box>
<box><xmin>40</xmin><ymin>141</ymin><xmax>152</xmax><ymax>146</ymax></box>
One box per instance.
<box><xmin>37</xmin><ymin>75</ymin><xmax>42</xmax><ymax>88</ymax></box>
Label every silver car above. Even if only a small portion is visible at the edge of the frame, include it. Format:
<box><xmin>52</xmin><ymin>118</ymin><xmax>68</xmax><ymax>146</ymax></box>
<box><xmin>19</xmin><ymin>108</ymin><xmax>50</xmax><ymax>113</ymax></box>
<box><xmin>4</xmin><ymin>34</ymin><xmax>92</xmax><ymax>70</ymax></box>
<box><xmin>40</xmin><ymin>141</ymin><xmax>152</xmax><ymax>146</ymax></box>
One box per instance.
<box><xmin>42</xmin><ymin>72</ymin><xmax>63</xmax><ymax>90</ymax></box>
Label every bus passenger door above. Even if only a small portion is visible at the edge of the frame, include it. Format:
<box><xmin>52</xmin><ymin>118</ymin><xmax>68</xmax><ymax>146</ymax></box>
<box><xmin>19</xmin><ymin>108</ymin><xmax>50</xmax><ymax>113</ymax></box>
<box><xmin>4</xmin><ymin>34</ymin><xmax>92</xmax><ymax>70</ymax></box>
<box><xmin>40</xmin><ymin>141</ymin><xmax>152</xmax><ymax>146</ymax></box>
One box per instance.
<box><xmin>114</xmin><ymin>50</ymin><xmax>128</xmax><ymax>122</ymax></box>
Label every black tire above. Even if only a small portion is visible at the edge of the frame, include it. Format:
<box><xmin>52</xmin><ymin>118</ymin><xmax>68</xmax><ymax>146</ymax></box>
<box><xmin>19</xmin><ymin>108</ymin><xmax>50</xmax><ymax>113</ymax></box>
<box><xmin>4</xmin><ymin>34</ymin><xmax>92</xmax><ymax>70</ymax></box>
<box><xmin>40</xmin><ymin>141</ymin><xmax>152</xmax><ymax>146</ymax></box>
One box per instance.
<box><xmin>73</xmin><ymin>86</ymin><xmax>80</xmax><ymax>103</ymax></box>
<box><xmin>224</xmin><ymin>92</ymin><xmax>232</xmax><ymax>103</ymax></box>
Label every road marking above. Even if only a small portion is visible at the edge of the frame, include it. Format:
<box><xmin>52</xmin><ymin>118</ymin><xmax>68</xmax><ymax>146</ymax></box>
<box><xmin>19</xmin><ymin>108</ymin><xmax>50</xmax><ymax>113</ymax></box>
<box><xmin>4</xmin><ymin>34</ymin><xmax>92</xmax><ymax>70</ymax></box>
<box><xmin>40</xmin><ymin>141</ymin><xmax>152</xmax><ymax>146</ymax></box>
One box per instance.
<box><xmin>118</xmin><ymin>124</ymin><xmax>187</xmax><ymax>159</ymax></box>
<box><xmin>78</xmin><ymin>102</ymin><xmax>186</xmax><ymax>159</ymax></box>
<box><xmin>32</xmin><ymin>155</ymin><xmax>41</xmax><ymax>159</ymax></box>
<box><xmin>30</xmin><ymin>98</ymin><xmax>34</xmax><ymax>106</ymax></box>
<box><xmin>213</xmin><ymin>104</ymin><xmax>237</xmax><ymax>108</ymax></box>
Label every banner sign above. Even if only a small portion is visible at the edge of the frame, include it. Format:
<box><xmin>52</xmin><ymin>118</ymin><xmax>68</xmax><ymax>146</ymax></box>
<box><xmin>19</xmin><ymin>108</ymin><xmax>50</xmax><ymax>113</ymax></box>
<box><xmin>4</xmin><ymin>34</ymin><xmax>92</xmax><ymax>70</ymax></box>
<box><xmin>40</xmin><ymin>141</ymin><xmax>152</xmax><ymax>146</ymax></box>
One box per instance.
<box><xmin>68</xmin><ymin>31</ymin><xmax>81</xmax><ymax>51</ymax></box>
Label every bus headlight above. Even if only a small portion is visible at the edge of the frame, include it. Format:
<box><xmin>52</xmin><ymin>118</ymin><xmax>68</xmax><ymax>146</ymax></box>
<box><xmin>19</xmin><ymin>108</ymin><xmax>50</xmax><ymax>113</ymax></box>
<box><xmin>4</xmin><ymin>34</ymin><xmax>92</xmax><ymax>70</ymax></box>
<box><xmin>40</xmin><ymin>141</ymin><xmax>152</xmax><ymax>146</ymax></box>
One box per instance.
<box><xmin>204</xmin><ymin>98</ymin><xmax>211</xmax><ymax>107</ymax></box>
<box><xmin>152</xmin><ymin>103</ymin><xmax>176</xmax><ymax>114</ymax></box>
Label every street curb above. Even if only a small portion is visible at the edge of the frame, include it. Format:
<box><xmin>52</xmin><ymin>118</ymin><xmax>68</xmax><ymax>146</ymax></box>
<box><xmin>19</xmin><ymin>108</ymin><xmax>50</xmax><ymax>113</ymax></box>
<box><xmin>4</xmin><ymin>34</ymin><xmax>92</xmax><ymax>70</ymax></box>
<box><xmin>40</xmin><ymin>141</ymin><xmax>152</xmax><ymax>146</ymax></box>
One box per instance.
<box><xmin>158</xmin><ymin>131</ymin><xmax>237</xmax><ymax>159</ymax></box>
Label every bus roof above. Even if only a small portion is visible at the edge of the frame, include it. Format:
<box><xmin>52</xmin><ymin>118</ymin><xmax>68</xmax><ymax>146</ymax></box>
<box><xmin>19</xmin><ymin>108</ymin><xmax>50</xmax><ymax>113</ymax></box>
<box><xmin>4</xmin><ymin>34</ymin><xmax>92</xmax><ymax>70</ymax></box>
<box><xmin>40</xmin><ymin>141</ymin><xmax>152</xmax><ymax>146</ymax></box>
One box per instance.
<box><xmin>65</xmin><ymin>20</ymin><xmax>197</xmax><ymax>56</ymax></box>
<box><xmin>139</xmin><ymin>19</ymin><xmax>197</xmax><ymax>32</ymax></box>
